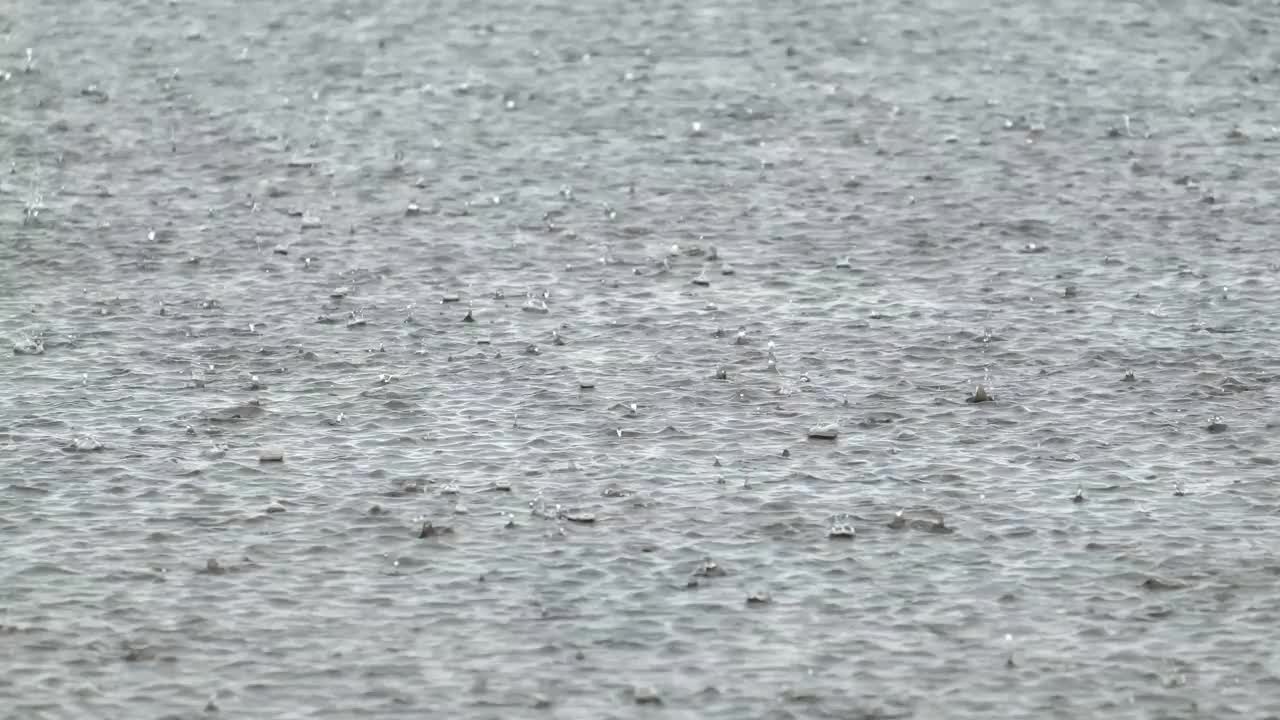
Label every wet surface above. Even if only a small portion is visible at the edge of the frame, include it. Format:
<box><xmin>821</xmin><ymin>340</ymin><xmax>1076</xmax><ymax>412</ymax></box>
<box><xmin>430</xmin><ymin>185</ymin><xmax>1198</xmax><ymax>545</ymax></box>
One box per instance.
<box><xmin>3</xmin><ymin>0</ymin><xmax>1280</xmax><ymax>717</ymax></box>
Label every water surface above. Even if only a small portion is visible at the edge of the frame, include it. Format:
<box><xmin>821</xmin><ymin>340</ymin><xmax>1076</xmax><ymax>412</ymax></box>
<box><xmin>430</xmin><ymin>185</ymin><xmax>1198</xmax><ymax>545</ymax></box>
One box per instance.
<box><xmin>3</xmin><ymin>0</ymin><xmax>1280</xmax><ymax>717</ymax></box>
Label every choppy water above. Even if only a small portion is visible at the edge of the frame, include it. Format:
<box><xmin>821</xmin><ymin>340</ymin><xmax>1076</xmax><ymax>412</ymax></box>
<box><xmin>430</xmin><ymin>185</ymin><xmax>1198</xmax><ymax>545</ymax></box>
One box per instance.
<box><xmin>4</xmin><ymin>0</ymin><xmax>1280</xmax><ymax>717</ymax></box>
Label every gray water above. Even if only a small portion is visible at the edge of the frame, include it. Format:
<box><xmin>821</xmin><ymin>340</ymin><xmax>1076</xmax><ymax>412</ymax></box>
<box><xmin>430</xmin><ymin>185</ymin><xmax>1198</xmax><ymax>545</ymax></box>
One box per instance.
<box><xmin>4</xmin><ymin>0</ymin><xmax>1280</xmax><ymax>717</ymax></box>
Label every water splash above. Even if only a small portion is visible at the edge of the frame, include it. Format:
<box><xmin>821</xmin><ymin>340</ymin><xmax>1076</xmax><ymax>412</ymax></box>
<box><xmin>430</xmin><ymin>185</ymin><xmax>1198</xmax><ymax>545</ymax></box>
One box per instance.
<box><xmin>980</xmin><ymin>326</ymin><xmax>993</xmax><ymax>390</ymax></box>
